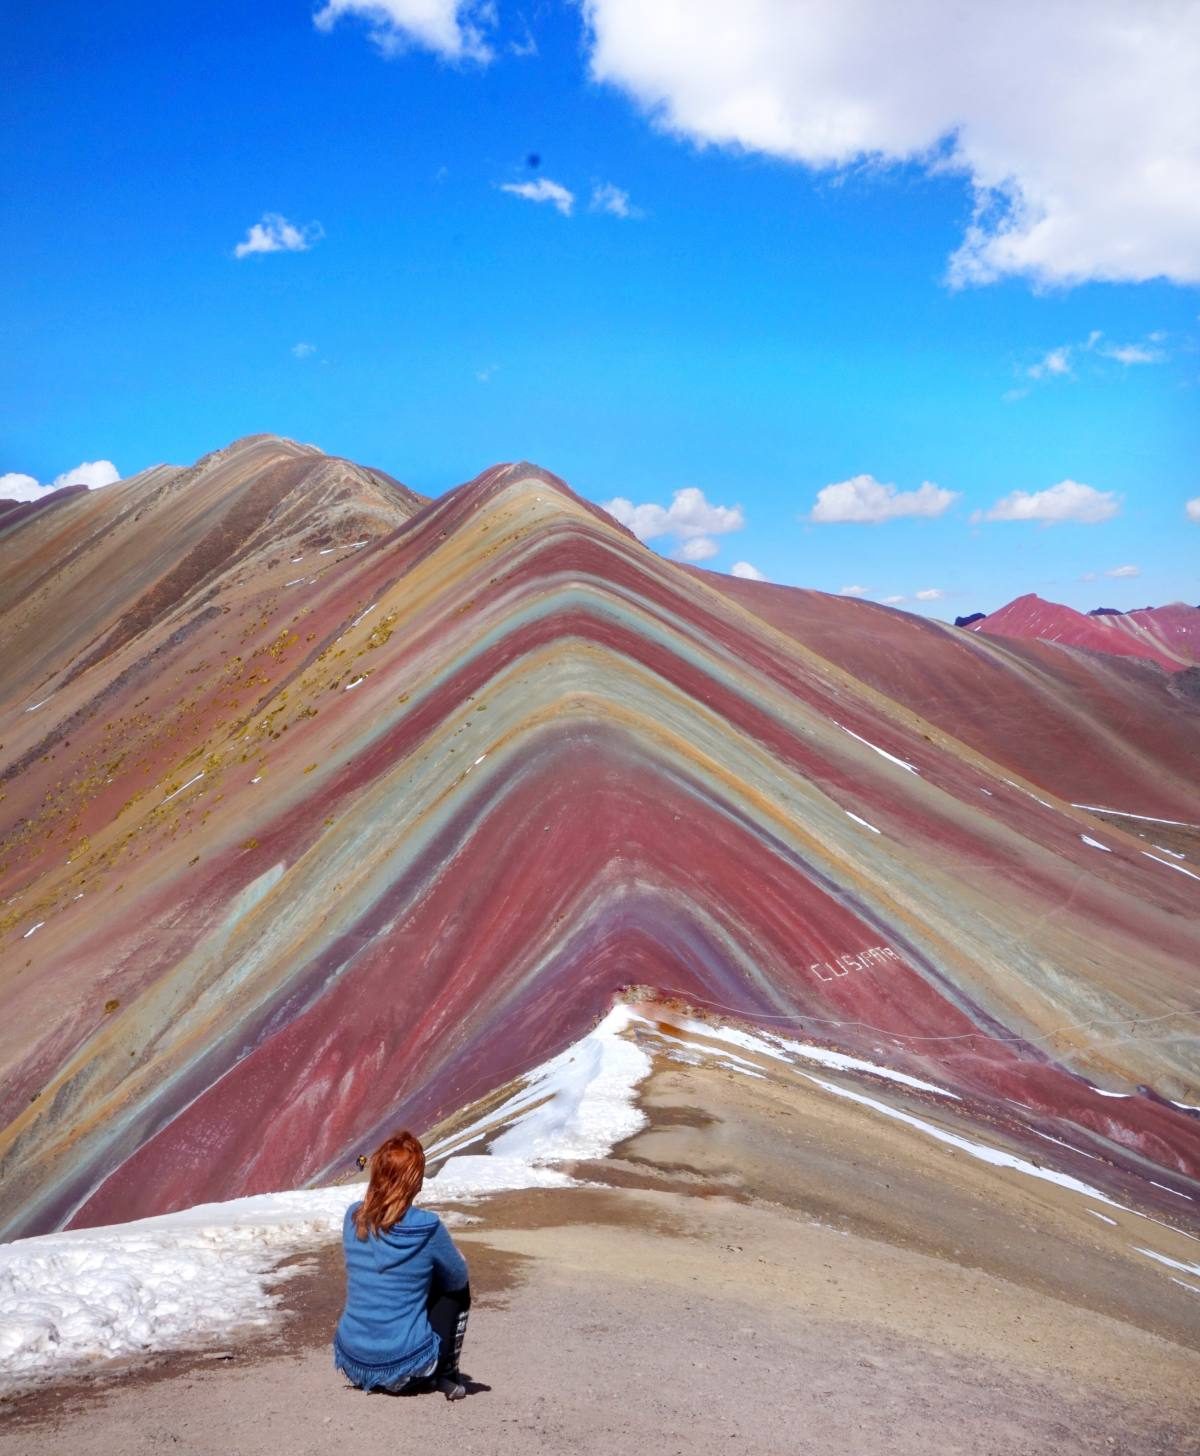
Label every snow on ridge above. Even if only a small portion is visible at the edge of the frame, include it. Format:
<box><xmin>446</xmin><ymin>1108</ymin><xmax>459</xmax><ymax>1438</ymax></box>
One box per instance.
<box><xmin>648</xmin><ymin>1013</ymin><xmax>961</xmax><ymax>1102</ymax></box>
<box><xmin>1141</xmin><ymin>851</ymin><xmax>1200</xmax><ymax>882</ymax></box>
<box><xmin>1071</xmin><ymin>804</ymin><xmax>1200</xmax><ymax>829</ymax></box>
<box><xmin>834</xmin><ymin>722</ymin><xmax>920</xmax><ymax>774</ymax></box>
<box><xmin>0</xmin><ymin>1006</ymin><xmax>650</xmax><ymax>1391</ymax></box>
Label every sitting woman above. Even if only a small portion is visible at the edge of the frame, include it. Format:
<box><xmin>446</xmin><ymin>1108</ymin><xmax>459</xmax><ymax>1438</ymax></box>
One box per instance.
<box><xmin>334</xmin><ymin>1130</ymin><xmax>471</xmax><ymax>1400</ymax></box>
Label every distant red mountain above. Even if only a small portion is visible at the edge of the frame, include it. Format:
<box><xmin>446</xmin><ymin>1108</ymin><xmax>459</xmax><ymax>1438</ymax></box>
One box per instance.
<box><xmin>967</xmin><ymin>593</ymin><xmax>1200</xmax><ymax>673</ymax></box>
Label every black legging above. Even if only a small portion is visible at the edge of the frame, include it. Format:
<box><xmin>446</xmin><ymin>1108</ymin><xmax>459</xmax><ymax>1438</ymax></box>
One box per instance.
<box><xmin>427</xmin><ymin>1280</ymin><xmax>470</xmax><ymax>1375</ymax></box>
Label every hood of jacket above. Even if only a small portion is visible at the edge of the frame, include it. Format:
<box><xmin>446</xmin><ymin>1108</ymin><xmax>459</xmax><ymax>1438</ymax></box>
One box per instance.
<box><xmin>352</xmin><ymin>1202</ymin><xmax>442</xmax><ymax>1273</ymax></box>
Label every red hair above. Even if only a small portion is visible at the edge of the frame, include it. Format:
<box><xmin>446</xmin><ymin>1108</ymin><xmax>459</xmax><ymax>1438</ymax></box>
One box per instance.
<box><xmin>354</xmin><ymin>1130</ymin><xmax>426</xmax><ymax>1239</ymax></box>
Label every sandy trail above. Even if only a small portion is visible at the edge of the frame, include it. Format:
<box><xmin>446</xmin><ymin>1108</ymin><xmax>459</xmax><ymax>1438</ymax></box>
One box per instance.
<box><xmin>4</xmin><ymin>1045</ymin><xmax>1199</xmax><ymax>1455</ymax></box>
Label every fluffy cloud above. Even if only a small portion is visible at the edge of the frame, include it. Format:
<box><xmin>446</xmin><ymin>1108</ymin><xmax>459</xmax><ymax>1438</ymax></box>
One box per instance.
<box><xmin>810</xmin><ymin>474</ymin><xmax>958</xmax><ymax>524</ymax></box>
<box><xmin>975</xmin><ymin>479</ymin><xmax>1119</xmax><ymax>524</ymax></box>
<box><xmin>730</xmin><ymin>560</ymin><xmax>766</xmax><ymax>581</ymax></box>
<box><xmin>0</xmin><ymin>472</ymin><xmax>41</xmax><ymax>502</ymax></box>
<box><xmin>313</xmin><ymin>0</ymin><xmax>493</xmax><ymax>61</ymax></box>
<box><xmin>292</xmin><ymin>341</ymin><xmax>317</xmax><ymax>359</ymax></box>
<box><xmin>1187</xmin><ymin>497</ymin><xmax>1200</xmax><ymax>523</ymax></box>
<box><xmin>676</xmin><ymin>535</ymin><xmax>719</xmax><ymax>562</ymax></box>
<box><xmin>500</xmin><ymin>179</ymin><xmax>575</xmax><ymax>215</ymax></box>
<box><xmin>234</xmin><ymin>214</ymin><xmax>323</xmax><ymax>259</ymax></box>
<box><xmin>914</xmin><ymin>588</ymin><xmax>944</xmax><ymax>600</ymax></box>
<box><xmin>590</xmin><ymin>182</ymin><xmax>640</xmax><ymax>218</ymax></box>
<box><xmin>604</xmin><ymin>486</ymin><xmax>744</xmax><ymax>542</ymax></box>
<box><xmin>54</xmin><ymin>460</ymin><xmax>120</xmax><ymax>489</ymax></box>
<box><xmin>582</xmin><ymin>0</ymin><xmax>1200</xmax><ymax>288</ymax></box>
<box><xmin>1105</xmin><ymin>564</ymin><xmax>1140</xmax><ymax>578</ymax></box>
<box><xmin>1</xmin><ymin>460</ymin><xmax>120</xmax><ymax>502</ymax></box>
<box><xmin>882</xmin><ymin>594</ymin><xmax>907</xmax><ymax>605</ymax></box>
<box><xmin>839</xmin><ymin>584</ymin><xmax>871</xmax><ymax>597</ymax></box>
<box><xmin>604</xmin><ymin>485</ymin><xmax>744</xmax><ymax>562</ymax></box>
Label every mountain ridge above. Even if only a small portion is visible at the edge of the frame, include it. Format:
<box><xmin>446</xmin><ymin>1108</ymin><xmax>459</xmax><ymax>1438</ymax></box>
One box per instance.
<box><xmin>1</xmin><ymin>439</ymin><xmax>1197</xmax><ymax>1240</ymax></box>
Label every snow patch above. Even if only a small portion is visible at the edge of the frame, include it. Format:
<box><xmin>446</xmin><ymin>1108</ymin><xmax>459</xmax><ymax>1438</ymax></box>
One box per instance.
<box><xmin>845</xmin><ymin>811</ymin><xmax>880</xmax><ymax>834</ymax></box>
<box><xmin>161</xmin><ymin>772</ymin><xmax>203</xmax><ymax>805</ymax></box>
<box><xmin>659</xmin><ymin>1016</ymin><xmax>961</xmax><ymax>1102</ymax></box>
<box><xmin>1071</xmin><ymin>805</ymin><xmax>1200</xmax><ymax>829</ymax></box>
<box><xmin>426</xmin><ymin>1005</ymin><xmax>649</xmax><ymax>1173</ymax></box>
<box><xmin>808</xmin><ymin>1074</ymin><xmax>1130</xmax><ymax>1209</ymax></box>
<box><xmin>1141</xmin><ymin>851</ymin><xmax>1200</xmax><ymax>882</ymax></box>
<box><xmin>1080</xmin><ymin>835</ymin><xmax>1112</xmax><ymax>852</ymax></box>
<box><xmin>835</xmin><ymin>722</ymin><xmax>919</xmax><ymax>774</ymax></box>
<box><xmin>1133</xmin><ymin>1246</ymin><xmax>1200</xmax><ymax>1279</ymax></box>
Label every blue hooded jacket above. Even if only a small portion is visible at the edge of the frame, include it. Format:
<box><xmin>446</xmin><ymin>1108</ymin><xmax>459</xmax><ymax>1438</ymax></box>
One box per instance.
<box><xmin>333</xmin><ymin>1200</ymin><xmax>469</xmax><ymax>1389</ymax></box>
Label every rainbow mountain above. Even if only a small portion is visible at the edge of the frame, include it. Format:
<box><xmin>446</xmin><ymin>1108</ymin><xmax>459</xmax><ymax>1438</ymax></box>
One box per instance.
<box><xmin>1</xmin><ymin>436</ymin><xmax>1197</xmax><ymax>1239</ymax></box>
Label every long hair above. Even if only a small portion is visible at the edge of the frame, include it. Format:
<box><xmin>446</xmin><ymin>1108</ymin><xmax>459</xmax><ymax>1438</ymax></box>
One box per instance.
<box><xmin>354</xmin><ymin>1130</ymin><xmax>426</xmax><ymax>1239</ymax></box>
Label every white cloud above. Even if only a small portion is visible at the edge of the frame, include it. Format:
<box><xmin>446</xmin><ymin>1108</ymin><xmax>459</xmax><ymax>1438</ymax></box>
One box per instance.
<box><xmin>1105</xmin><ymin>563</ymin><xmax>1140</xmax><ymax>578</ymax></box>
<box><xmin>882</xmin><ymin>594</ymin><xmax>907</xmax><ymax>604</ymax></box>
<box><xmin>915</xmin><ymin>588</ymin><xmax>944</xmax><ymax>601</ymax></box>
<box><xmin>1021</xmin><ymin>328</ymin><xmax>1167</xmax><ymax>389</ymax></box>
<box><xmin>0</xmin><ymin>472</ymin><xmax>42</xmax><ymax>503</ymax></box>
<box><xmin>730</xmin><ymin>560</ymin><xmax>766</xmax><ymax>581</ymax></box>
<box><xmin>839</xmin><ymin>584</ymin><xmax>871</xmax><ymax>597</ymax></box>
<box><xmin>292</xmin><ymin>341</ymin><xmax>317</xmax><ymax>359</ymax></box>
<box><xmin>1187</xmin><ymin>497</ymin><xmax>1200</xmax><ymax>522</ymax></box>
<box><xmin>810</xmin><ymin>474</ymin><xmax>958</xmax><ymax>524</ymax></box>
<box><xmin>53</xmin><ymin>460</ymin><xmax>120</xmax><ymax>490</ymax></box>
<box><xmin>234</xmin><ymin>214</ymin><xmax>324</xmax><ymax>259</ymax></box>
<box><xmin>590</xmin><ymin>182</ymin><xmax>641</xmax><ymax>218</ymax></box>
<box><xmin>675</xmin><ymin>535</ymin><xmax>719</xmax><ymax>562</ymax></box>
<box><xmin>1023</xmin><ymin>328</ymin><xmax>1167</xmax><ymax>385</ymax></box>
<box><xmin>604</xmin><ymin>486</ymin><xmax>744</xmax><ymax>543</ymax></box>
<box><xmin>1100</xmin><ymin>342</ymin><xmax>1164</xmax><ymax>365</ymax></box>
<box><xmin>582</xmin><ymin>0</ymin><xmax>1200</xmax><ymax>289</ymax></box>
<box><xmin>975</xmin><ymin>479</ymin><xmax>1119</xmax><ymax>524</ymax></box>
<box><xmin>1027</xmin><ymin>346</ymin><xmax>1072</xmax><ymax>380</ymax></box>
<box><xmin>1</xmin><ymin>461</ymin><xmax>119</xmax><ymax>501</ymax></box>
<box><xmin>313</xmin><ymin>0</ymin><xmax>493</xmax><ymax>61</ymax></box>
<box><xmin>475</xmin><ymin>363</ymin><xmax>498</xmax><ymax>383</ymax></box>
<box><xmin>500</xmin><ymin>178</ymin><xmax>575</xmax><ymax>215</ymax></box>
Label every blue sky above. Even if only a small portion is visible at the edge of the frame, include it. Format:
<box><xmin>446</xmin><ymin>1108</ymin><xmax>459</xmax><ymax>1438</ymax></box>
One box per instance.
<box><xmin>2</xmin><ymin>1</ymin><xmax>1198</xmax><ymax>615</ymax></box>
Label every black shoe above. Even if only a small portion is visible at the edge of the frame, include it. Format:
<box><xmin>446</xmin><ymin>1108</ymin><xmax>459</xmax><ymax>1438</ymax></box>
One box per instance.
<box><xmin>436</xmin><ymin>1372</ymin><xmax>467</xmax><ymax>1401</ymax></box>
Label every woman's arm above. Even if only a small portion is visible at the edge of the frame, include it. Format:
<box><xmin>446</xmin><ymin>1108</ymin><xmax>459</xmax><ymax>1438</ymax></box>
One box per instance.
<box><xmin>429</xmin><ymin>1218</ymin><xmax>469</xmax><ymax>1290</ymax></box>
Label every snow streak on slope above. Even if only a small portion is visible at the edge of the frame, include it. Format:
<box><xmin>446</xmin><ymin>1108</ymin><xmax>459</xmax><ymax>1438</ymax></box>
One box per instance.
<box><xmin>0</xmin><ymin>440</ymin><xmax>1197</xmax><ymax>1241</ymax></box>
